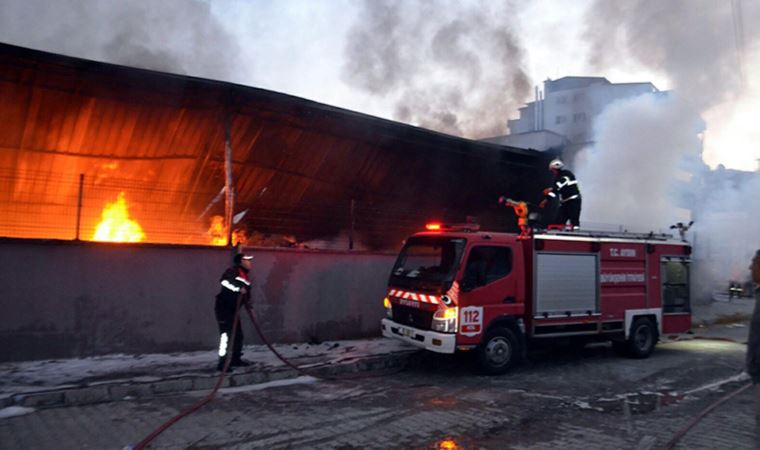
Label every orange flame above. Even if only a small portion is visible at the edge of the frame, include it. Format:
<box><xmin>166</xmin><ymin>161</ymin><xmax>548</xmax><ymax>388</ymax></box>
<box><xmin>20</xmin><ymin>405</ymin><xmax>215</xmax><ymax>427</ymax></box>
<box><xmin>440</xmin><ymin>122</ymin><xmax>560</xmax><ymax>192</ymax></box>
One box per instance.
<box><xmin>208</xmin><ymin>215</ymin><xmax>227</xmax><ymax>246</ymax></box>
<box><xmin>92</xmin><ymin>192</ymin><xmax>145</xmax><ymax>242</ymax></box>
<box><xmin>438</xmin><ymin>439</ymin><xmax>459</xmax><ymax>450</ymax></box>
<box><xmin>208</xmin><ymin>215</ymin><xmax>248</xmax><ymax>246</ymax></box>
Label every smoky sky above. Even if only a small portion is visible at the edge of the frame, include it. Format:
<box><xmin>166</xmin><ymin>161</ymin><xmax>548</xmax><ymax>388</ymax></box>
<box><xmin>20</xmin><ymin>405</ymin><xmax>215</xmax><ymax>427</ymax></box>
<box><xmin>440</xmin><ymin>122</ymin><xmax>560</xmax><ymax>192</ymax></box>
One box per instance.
<box><xmin>342</xmin><ymin>0</ymin><xmax>531</xmax><ymax>139</ymax></box>
<box><xmin>583</xmin><ymin>0</ymin><xmax>760</xmax><ymax>111</ymax></box>
<box><xmin>0</xmin><ymin>0</ymin><xmax>241</xmax><ymax>81</ymax></box>
<box><xmin>578</xmin><ymin>0</ymin><xmax>760</xmax><ymax>294</ymax></box>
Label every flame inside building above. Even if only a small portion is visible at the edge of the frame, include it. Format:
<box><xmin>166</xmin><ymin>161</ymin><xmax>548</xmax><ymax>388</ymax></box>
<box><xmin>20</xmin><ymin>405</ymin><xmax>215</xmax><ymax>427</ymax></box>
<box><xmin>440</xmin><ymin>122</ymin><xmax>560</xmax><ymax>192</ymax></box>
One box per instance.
<box><xmin>207</xmin><ymin>215</ymin><xmax>227</xmax><ymax>246</ymax></box>
<box><xmin>207</xmin><ymin>215</ymin><xmax>249</xmax><ymax>246</ymax></box>
<box><xmin>92</xmin><ymin>192</ymin><xmax>145</xmax><ymax>243</ymax></box>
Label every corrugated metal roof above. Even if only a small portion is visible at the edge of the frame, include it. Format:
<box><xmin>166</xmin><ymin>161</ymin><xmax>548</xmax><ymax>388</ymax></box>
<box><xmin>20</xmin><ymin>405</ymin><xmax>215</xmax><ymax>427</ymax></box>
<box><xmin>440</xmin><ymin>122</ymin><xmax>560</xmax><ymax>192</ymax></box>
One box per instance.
<box><xmin>0</xmin><ymin>43</ymin><xmax>552</xmax><ymax>249</ymax></box>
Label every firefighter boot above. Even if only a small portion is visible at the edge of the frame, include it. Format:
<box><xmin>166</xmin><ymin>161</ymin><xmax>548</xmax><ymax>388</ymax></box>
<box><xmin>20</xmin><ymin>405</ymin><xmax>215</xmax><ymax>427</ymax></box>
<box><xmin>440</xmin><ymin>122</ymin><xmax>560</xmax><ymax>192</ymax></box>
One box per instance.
<box><xmin>216</xmin><ymin>357</ymin><xmax>235</xmax><ymax>372</ymax></box>
<box><xmin>230</xmin><ymin>357</ymin><xmax>252</xmax><ymax>368</ymax></box>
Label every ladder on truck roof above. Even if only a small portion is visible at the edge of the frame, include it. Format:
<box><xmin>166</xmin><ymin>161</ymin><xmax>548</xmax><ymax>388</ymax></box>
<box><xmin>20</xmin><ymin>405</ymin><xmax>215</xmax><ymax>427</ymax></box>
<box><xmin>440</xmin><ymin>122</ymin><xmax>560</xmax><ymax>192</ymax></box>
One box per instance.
<box><xmin>536</xmin><ymin>228</ymin><xmax>678</xmax><ymax>242</ymax></box>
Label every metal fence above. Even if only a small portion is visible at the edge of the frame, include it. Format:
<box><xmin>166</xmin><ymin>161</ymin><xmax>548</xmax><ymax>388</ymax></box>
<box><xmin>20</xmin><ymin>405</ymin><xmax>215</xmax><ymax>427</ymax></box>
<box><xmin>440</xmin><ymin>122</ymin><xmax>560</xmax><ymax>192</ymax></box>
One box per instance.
<box><xmin>0</xmin><ymin>168</ymin><xmax>223</xmax><ymax>245</ymax></box>
<box><xmin>0</xmin><ymin>169</ymin><xmax>429</xmax><ymax>250</ymax></box>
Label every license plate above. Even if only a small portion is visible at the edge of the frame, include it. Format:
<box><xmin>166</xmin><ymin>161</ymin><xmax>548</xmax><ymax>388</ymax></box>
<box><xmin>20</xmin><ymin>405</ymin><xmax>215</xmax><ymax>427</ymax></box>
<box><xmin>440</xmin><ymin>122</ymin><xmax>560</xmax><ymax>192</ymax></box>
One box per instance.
<box><xmin>400</xmin><ymin>327</ymin><xmax>415</xmax><ymax>338</ymax></box>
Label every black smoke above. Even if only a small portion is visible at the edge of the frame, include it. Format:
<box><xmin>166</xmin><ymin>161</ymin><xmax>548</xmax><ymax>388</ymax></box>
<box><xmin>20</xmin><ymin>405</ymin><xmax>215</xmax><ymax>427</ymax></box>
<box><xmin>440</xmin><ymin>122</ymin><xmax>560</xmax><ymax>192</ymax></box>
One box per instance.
<box><xmin>583</xmin><ymin>0</ymin><xmax>760</xmax><ymax>112</ymax></box>
<box><xmin>342</xmin><ymin>0</ymin><xmax>531</xmax><ymax>139</ymax></box>
<box><xmin>0</xmin><ymin>0</ymin><xmax>241</xmax><ymax>80</ymax></box>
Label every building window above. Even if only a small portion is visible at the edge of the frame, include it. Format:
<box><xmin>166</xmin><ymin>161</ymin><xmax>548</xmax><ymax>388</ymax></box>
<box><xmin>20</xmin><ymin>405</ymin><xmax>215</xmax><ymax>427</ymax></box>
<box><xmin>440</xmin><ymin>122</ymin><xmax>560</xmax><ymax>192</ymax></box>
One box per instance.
<box><xmin>555</xmin><ymin>115</ymin><xmax>566</xmax><ymax>124</ymax></box>
<box><xmin>573</xmin><ymin>112</ymin><xmax>587</xmax><ymax>123</ymax></box>
<box><xmin>556</xmin><ymin>96</ymin><xmax>567</xmax><ymax>104</ymax></box>
<box><xmin>573</xmin><ymin>92</ymin><xmax>584</xmax><ymax>102</ymax></box>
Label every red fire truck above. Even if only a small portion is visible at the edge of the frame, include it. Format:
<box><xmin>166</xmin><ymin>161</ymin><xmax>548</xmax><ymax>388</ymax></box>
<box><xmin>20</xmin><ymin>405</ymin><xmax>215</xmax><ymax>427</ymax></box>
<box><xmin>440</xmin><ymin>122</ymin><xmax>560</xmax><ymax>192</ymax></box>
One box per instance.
<box><xmin>381</xmin><ymin>223</ymin><xmax>692</xmax><ymax>374</ymax></box>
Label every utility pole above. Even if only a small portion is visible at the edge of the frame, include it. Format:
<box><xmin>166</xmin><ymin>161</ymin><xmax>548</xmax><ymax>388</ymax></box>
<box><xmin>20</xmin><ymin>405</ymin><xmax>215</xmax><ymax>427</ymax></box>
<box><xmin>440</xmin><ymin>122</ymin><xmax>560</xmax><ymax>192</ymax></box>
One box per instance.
<box><xmin>75</xmin><ymin>173</ymin><xmax>84</xmax><ymax>240</ymax></box>
<box><xmin>224</xmin><ymin>114</ymin><xmax>234</xmax><ymax>247</ymax></box>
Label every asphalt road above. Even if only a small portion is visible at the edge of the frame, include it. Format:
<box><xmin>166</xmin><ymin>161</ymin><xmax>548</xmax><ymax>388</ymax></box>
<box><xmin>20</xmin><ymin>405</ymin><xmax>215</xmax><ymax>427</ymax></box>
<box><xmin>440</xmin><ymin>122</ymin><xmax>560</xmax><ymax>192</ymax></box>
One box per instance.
<box><xmin>0</xmin><ymin>334</ymin><xmax>754</xmax><ymax>450</ymax></box>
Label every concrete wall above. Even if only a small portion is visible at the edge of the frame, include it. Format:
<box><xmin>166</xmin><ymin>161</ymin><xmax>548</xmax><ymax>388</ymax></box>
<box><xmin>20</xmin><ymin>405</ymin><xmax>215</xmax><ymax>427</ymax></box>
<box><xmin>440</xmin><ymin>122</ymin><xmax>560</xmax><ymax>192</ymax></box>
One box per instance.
<box><xmin>0</xmin><ymin>239</ymin><xmax>395</xmax><ymax>362</ymax></box>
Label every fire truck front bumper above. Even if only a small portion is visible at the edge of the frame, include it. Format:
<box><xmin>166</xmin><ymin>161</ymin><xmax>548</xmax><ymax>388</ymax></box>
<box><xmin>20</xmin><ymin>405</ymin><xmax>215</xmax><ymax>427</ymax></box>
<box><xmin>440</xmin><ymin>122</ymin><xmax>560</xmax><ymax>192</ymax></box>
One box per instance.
<box><xmin>381</xmin><ymin>318</ymin><xmax>456</xmax><ymax>354</ymax></box>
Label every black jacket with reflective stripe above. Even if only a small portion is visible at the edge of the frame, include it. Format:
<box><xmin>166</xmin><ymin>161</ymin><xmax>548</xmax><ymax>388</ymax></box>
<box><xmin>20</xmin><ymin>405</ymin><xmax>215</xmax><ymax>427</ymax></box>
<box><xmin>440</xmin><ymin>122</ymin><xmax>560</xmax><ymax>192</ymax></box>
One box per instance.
<box><xmin>216</xmin><ymin>265</ymin><xmax>251</xmax><ymax>309</ymax></box>
<box><xmin>550</xmin><ymin>169</ymin><xmax>581</xmax><ymax>202</ymax></box>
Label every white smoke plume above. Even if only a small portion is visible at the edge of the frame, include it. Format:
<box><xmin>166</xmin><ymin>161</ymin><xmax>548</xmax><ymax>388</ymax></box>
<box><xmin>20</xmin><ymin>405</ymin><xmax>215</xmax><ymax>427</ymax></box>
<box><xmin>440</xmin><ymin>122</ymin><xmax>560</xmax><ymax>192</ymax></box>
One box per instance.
<box><xmin>692</xmin><ymin>169</ymin><xmax>760</xmax><ymax>296</ymax></box>
<box><xmin>576</xmin><ymin>94</ymin><xmax>703</xmax><ymax>232</ymax></box>
<box><xmin>342</xmin><ymin>0</ymin><xmax>531</xmax><ymax>138</ymax></box>
<box><xmin>0</xmin><ymin>0</ymin><xmax>241</xmax><ymax>81</ymax></box>
<box><xmin>577</xmin><ymin>91</ymin><xmax>760</xmax><ymax>298</ymax></box>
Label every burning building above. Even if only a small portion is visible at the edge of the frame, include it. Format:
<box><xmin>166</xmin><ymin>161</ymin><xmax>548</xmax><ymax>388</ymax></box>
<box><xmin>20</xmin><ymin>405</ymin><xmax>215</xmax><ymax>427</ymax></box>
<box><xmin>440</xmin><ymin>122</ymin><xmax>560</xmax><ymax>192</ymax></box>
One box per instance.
<box><xmin>0</xmin><ymin>43</ymin><xmax>550</xmax><ymax>250</ymax></box>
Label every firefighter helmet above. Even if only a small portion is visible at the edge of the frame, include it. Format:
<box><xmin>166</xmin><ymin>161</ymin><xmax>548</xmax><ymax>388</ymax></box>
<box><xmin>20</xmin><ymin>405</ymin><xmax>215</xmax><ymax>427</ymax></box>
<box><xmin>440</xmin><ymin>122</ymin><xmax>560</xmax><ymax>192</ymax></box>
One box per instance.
<box><xmin>548</xmin><ymin>159</ymin><xmax>564</xmax><ymax>170</ymax></box>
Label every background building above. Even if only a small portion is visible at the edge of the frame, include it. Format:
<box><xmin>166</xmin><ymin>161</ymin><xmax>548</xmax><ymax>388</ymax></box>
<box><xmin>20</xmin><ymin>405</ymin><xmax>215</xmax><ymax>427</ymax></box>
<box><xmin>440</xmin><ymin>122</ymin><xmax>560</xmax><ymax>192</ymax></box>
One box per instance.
<box><xmin>484</xmin><ymin>76</ymin><xmax>659</xmax><ymax>164</ymax></box>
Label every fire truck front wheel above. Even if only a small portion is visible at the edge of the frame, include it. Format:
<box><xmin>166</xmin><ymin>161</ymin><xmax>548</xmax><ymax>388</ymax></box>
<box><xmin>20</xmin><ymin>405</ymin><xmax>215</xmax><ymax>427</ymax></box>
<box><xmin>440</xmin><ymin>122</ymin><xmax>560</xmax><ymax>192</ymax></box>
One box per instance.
<box><xmin>477</xmin><ymin>327</ymin><xmax>522</xmax><ymax>375</ymax></box>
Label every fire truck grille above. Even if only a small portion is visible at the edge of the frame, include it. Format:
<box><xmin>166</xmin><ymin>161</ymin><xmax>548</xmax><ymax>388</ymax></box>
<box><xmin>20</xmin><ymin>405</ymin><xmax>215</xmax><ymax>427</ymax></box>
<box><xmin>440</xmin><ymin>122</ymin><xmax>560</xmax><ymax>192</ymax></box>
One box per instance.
<box><xmin>393</xmin><ymin>304</ymin><xmax>434</xmax><ymax>330</ymax></box>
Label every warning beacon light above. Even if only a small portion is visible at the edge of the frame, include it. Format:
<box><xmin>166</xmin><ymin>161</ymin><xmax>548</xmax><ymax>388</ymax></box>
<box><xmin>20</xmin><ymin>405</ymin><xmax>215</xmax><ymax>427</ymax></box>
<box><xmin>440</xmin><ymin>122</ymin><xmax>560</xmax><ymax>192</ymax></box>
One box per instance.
<box><xmin>424</xmin><ymin>221</ymin><xmax>480</xmax><ymax>233</ymax></box>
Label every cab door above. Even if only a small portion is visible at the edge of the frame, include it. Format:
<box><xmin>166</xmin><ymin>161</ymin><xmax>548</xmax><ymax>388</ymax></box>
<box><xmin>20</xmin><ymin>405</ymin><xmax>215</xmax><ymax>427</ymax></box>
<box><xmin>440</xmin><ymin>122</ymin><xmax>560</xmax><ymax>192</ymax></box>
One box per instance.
<box><xmin>456</xmin><ymin>243</ymin><xmax>524</xmax><ymax>345</ymax></box>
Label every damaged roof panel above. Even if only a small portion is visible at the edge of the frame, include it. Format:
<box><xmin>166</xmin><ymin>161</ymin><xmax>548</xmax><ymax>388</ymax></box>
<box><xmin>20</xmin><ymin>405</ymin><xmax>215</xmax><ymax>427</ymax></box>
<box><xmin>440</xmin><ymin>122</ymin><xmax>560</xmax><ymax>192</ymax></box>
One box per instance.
<box><xmin>0</xmin><ymin>43</ymin><xmax>552</xmax><ymax>248</ymax></box>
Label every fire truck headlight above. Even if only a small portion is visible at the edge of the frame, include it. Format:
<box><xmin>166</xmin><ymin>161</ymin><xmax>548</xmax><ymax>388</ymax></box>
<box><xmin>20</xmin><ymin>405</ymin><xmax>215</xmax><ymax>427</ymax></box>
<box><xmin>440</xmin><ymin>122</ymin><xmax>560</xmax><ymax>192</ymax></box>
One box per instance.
<box><xmin>432</xmin><ymin>306</ymin><xmax>458</xmax><ymax>333</ymax></box>
<box><xmin>383</xmin><ymin>297</ymin><xmax>392</xmax><ymax>319</ymax></box>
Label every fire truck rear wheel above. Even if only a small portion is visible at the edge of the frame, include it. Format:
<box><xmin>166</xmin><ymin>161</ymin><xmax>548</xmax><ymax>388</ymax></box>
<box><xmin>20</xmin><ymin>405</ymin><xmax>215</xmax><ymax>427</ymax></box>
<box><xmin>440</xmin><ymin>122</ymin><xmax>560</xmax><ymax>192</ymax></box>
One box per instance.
<box><xmin>627</xmin><ymin>317</ymin><xmax>658</xmax><ymax>358</ymax></box>
<box><xmin>477</xmin><ymin>327</ymin><xmax>522</xmax><ymax>375</ymax></box>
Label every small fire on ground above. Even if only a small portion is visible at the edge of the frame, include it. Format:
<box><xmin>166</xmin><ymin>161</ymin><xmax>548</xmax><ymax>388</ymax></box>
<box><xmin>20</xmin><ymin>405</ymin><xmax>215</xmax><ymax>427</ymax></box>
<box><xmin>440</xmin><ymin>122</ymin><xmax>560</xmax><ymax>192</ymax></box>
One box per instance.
<box><xmin>92</xmin><ymin>192</ymin><xmax>145</xmax><ymax>243</ymax></box>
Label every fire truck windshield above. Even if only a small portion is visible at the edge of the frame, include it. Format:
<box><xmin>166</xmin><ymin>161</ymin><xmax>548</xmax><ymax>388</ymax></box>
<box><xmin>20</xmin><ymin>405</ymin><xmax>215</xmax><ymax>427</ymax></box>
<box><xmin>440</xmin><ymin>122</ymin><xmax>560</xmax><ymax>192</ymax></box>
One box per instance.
<box><xmin>389</xmin><ymin>237</ymin><xmax>465</xmax><ymax>290</ymax></box>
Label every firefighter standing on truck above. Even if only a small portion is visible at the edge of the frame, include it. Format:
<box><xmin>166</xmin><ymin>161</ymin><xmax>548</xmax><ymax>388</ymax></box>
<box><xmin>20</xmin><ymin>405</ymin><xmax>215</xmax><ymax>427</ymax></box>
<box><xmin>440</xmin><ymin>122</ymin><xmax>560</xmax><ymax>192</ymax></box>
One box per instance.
<box><xmin>539</xmin><ymin>158</ymin><xmax>582</xmax><ymax>229</ymax></box>
<box><xmin>215</xmin><ymin>253</ymin><xmax>253</xmax><ymax>371</ymax></box>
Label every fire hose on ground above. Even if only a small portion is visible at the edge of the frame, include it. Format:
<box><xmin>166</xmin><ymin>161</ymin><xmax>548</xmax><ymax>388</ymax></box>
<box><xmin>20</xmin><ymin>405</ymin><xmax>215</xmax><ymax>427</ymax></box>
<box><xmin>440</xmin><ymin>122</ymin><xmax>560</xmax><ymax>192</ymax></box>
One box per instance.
<box><xmin>127</xmin><ymin>292</ymin><xmax>246</xmax><ymax>450</ymax></box>
<box><xmin>661</xmin><ymin>334</ymin><xmax>754</xmax><ymax>449</ymax></box>
<box><xmin>126</xmin><ymin>297</ymin><xmax>752</xmax><ymax>449</ymax></box>
<box><xmin>664</xmin><ymin>381</ymin><xmax>752</xmax><ymax>450</ymax></box>
<box><xmin>126</xmin><ymin>292</ymin><xmax>404</xmax><ymax>449</ymax></box>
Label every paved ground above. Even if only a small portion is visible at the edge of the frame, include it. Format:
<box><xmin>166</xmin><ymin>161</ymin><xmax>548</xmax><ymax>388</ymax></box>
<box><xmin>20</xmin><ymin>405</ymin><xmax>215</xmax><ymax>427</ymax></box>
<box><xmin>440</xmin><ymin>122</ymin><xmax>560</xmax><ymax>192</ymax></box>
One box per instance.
<box><xmin>0</xmin><ymin>324</ymin><xmax>755</xmax><ymax>449</ymax></box>
<box><xmin>0</xmin><ymin>339</ymin><xmax>415</xmax><ymax>409</ymax></box>
<box><xmin>0</xmin><ymin>298</ymin><xmax>755</xmax><ymax>450</ymax></box>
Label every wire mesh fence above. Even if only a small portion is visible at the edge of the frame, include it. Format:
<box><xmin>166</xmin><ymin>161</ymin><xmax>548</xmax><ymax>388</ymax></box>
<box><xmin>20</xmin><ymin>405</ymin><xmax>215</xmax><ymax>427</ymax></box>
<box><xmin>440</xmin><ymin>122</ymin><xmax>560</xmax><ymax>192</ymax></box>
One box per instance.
<box><xmin>0</xmin><ymin>169</ymin><xmax>432</xmax><ymax>251</ymax></box>
<box><xmin>0</xmin><ymin>168</ymin><xmax>225</xmax><ymax>245</ymax></box>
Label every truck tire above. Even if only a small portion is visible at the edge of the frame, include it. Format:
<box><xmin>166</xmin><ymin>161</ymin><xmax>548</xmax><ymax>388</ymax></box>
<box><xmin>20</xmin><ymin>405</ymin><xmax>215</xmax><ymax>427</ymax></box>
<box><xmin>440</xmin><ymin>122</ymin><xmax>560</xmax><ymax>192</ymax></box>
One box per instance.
<box><xmin>477</xmin><ymin>327</ymin><xmax>522</xmax><ymax>375</ymax></box>
<box><xmin>626</xmin><ymin>317</ymin><xmax>658</xmax><ymax>358</ymax></box>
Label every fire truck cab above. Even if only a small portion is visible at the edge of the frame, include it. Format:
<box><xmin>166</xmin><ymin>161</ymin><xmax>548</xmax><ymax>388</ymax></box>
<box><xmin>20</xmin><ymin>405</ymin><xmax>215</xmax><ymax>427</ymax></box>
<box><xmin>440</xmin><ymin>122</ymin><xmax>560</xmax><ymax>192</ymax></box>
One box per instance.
<box><xmin>381</xmin><ymin>225</ymin><xmax>692</xmax><ymax>374</ymax></box>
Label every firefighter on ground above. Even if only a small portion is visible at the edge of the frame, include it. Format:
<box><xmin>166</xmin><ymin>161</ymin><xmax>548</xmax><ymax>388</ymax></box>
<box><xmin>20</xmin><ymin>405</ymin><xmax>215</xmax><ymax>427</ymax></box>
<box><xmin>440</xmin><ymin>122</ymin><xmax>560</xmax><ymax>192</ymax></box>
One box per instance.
<box><xmin>215</xmin><ymin>253</ymin><xmax>253</xmax><ymax>371</ymax></box>
<box><xmin>539</xmin><ymin>158</ymin><xmax>582</xmax><ymax>229</ymax></box>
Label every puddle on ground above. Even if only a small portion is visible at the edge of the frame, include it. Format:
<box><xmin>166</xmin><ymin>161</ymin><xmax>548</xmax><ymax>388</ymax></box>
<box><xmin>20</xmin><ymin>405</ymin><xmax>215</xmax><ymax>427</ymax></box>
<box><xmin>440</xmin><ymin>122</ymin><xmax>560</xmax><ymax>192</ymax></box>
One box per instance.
<box><xmin>589</xmin><ymin>391</ymin><xmax>686</xmax><ymax>415</ymax></box>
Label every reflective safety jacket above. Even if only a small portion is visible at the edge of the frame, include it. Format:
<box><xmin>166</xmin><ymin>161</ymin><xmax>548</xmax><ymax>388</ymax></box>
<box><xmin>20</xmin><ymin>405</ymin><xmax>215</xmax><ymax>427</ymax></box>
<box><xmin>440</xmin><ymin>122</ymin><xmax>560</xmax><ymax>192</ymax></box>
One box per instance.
<box><xmin>547</xmin><ymin>169</ymin><xmax>581</xmax><ymax>203</ymax></box>
<box><xmin>216</xmin><ymin>265</ymin><xmax>251</xmax><ymax>309</ymax></box>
